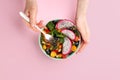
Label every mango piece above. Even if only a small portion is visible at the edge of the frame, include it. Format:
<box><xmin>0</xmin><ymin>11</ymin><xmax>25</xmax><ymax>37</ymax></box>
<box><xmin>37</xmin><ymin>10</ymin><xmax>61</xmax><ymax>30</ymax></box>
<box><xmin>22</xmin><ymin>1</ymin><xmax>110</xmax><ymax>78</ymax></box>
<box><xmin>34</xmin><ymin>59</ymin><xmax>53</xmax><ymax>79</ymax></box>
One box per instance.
<box><xmin>42</xmin><ymin>45</ymin><xmax>47</xmax><ymax>50</ymax></box>
<box><xmin>50</xmin><ymin>51</ymin><xmax>57</xmax><ymax>58</ymax></box>
<box><xmin>71</xmin><ymin>45</ymin><xmax>77</xmax><ymax>52</ymax></box>
<box><xmin>56</xmin><ymin>54</ymin><xmax>62</xmax><ymax>58</ymax></box>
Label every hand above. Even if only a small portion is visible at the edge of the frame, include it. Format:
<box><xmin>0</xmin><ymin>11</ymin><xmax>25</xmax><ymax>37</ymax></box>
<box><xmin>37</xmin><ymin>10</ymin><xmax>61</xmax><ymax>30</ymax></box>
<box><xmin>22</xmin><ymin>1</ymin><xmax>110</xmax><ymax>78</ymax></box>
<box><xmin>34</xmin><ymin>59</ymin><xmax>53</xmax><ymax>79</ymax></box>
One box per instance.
<box><xmin>76</xmin><ymin>16</ymin><xmax>90</xmax><ymax>53</ymax></box>
<box><xmin>24</xmin><ymin>0</ymin><xmax>38</xmax><ymax>31</ymax></box>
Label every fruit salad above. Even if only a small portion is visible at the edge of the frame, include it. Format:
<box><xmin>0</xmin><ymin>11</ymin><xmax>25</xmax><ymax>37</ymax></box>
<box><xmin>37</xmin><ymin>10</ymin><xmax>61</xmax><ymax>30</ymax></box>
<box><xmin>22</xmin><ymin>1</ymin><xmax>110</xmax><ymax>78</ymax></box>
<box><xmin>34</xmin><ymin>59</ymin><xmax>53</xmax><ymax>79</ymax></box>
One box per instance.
<box><xmin>39</xmin><ymin>19</ymin><xmax>81</xmax><ymax>59</ymax></box>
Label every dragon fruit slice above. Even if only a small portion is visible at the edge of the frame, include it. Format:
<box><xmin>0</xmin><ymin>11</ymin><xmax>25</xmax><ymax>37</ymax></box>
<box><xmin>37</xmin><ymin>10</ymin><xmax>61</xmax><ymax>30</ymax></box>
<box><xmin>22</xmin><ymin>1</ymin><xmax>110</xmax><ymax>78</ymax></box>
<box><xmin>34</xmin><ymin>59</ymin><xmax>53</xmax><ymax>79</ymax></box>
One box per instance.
<box><xmin>61</xmin><ymin>29</ymin><xmax>76</xmax><ymax>40</ymax></box>
<box><xmin>56</xmin><ymin>19</ymin><xmax>74</xmax><ymax>29</ymax></box>
<box><xmin>62</xmin><ymin>37</ymin><xmax>72</xmax><ymax>55</ymax></box>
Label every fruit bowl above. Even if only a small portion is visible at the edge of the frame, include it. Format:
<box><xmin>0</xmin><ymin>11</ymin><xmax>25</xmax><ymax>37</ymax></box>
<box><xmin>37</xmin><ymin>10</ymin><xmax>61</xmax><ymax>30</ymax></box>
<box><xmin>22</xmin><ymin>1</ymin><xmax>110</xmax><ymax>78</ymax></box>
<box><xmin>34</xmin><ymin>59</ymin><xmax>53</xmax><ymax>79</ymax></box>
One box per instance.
<box><xmin>39</xmin><ymin>19</ymin><xmax>81</xmax><ymax>60</ymax></box>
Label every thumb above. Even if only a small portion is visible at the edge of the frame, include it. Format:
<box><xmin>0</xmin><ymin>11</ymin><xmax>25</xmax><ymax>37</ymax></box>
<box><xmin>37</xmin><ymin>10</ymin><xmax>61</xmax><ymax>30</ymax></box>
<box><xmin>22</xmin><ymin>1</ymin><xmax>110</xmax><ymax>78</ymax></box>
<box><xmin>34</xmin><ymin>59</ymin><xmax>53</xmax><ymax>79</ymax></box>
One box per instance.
<box><xmin>30</xmin><ymin>10</ymin><xmax>36</xmax><ymax>27</ymax></box>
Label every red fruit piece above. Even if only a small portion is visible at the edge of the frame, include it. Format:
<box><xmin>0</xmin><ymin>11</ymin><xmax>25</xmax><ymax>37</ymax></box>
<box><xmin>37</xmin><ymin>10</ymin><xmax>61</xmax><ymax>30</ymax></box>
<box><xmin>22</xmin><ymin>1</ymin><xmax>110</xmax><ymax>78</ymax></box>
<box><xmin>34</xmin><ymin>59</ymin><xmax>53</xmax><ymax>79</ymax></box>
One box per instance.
<box><xmin>62</xmin><ymin>54</ymin><xmax>67</xmax><ymax>59</ymax></box>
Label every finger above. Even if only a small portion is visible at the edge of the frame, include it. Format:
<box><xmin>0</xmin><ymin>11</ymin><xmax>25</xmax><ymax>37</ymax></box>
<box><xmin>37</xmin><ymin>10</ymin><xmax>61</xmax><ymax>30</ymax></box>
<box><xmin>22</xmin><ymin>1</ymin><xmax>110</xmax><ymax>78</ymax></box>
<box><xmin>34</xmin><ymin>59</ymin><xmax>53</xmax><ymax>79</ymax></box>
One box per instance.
<box><xmin>23</xmin><ymin>19</ymin><xmax>38</xmax><ymax>32</ymax></box>
<box><xmin>78</xmin><ymin>29</ymin><xmax>89</xmax><ymax>46</ymax></box>
<box><xmin>86</xmin><ymin>26</ymin><xmax>90</xmax><ymax>42</ymax></box>
<box><xmin>30</xmin><ymin>9</ymin><xmax>36</xmax><ymax>27</ymax></box>
<box><xmin>29</xmin><ymin>10</ymin><xmax>39</xmax><ymax>31</ymax></box>
<box><xmin>22</xmin><ymin>15</ymin><xmax>38</xmax><ymax>32</ymax></box>
<box><xmin>76</xmin><ymin>31</ymin><xmax>89</xmax><ymax>54</ymax></box>
<box><xmin>24</xmin><ymin>10</ymin><xmax>30</xmax><ymax>17</ymax></box>
<box><xmin>79</xmin><ymin>29</ymin><xmax>87</xmax><ymax>42</ymax></box>
<box><xmin>23</xmin><ymin>10</ymin><xmax>38</xmax><ymax>32</ymax></box>
<box><xmin>76</xmin><ymin>41</ymin><xmax>87</xmax><ymax>54</ymax></box>
<box><xmin>24</xmin><ymin>10</ymin><xmax>33</xmax><ymax>29</ymax></box>
<box><xmin>22</xmin><ymin>16</ymin><xmax>31</xmax><ymax>29</ymax></box>
<box><xmin>23</xmin><ymin>10</ymin><xmax>30</xmax><ymax>26</ymax></box>
<box><xmin>76</xmin><ymin>28</ymin><xmax>89</xmax><ymax>54</ymax></box>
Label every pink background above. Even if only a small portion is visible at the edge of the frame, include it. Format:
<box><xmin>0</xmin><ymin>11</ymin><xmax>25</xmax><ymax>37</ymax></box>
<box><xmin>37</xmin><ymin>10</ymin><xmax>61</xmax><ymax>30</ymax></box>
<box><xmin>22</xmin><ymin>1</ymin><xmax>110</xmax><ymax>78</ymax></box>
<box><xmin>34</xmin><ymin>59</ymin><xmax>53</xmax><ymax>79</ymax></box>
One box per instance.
<box><xmin>0</xmin><ymin>0</ymin><xmax>120</xmax><ymax>80</ymax></box>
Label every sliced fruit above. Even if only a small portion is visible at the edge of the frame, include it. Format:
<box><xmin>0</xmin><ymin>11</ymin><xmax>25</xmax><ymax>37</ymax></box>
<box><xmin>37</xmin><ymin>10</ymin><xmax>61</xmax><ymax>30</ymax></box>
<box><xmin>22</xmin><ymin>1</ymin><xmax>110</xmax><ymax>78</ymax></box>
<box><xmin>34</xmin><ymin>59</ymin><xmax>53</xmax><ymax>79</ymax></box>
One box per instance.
<box><xmin>58</xmin><ymin>48</ymin><xmax>62</xmax><ymax>52</ymax></box>
<box><xmin>71</xmin><ymin>45</ymin><xmax>77</xmax><ymax>52</ymax></box>
<box><xmin>75</xmin><ymin>36</ymin><xmax>80</xmax><ymax>41</ymax></box>
<box><xmin>56</xmin><ymin>54</ymin><xmax>62</xmax><ymax>58</ymax></box>
<box><xmin>62</xmin><ymin>54</ymin><xmax>67</xmax><ymax>58</ymax></box>
<box><xmin>44</xmin><ymin>28</ymin><xmax>50</xmax><ymax>33</ymax></box>
<box><xmin>61</xmin><ymin>29</ymin><xmax>76</xmax><ymax>40</ymax></box>
<box><xmin>50</xmin><ymin>51</ymin><xmax>57</xmax><ymax>58</ymax></box>
<box><xmin>56</xmin><ymin>19</ymin><xmax>74</xmax><ymax>29</ymax></box>
<box><xmin>42</xmin><ymin>45</ymin><xmax>47</xmax><ymax>50</ymax></box>
<box><xmin>62</xmin><ymin>37</ymin><xmax>72</xmax><ymax>54</ymax></box>
<box><xmin>58</xmin><ymin>45</ymin><xmax>62</xmax><ymax>49</ymax></box>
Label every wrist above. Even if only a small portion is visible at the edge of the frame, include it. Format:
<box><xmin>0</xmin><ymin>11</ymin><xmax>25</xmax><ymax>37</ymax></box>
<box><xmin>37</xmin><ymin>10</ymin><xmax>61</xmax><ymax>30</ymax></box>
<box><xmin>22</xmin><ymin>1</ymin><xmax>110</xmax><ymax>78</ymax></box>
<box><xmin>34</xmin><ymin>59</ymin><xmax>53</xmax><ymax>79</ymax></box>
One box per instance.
<box><xmin>76</xmin><ymin>15</ymin><xmax>86</xmax><ymax>22</ymax></box>
<box><xmin>26</xmin><ymin>0</ymin><xmax>36</xmax><ymax>1</ymax></box>
<box><xmin>26</xmin><ymin>0</ymin><xmax>36</xmax><ymax>2</ymax></box>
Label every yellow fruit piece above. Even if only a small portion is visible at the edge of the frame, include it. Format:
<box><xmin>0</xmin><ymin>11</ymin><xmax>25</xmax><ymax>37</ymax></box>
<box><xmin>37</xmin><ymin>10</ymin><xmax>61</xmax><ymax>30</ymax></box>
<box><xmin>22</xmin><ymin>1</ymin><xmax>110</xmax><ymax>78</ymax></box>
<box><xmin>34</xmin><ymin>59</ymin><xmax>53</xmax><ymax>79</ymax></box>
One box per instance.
<box><xmin>58</xmin><ymin>45</ymin><xmax>62</xmax><ymax>49</ymax></box>
<box><xmin>58</xmin><ymin>29</ymin><xmax>61</xmax><ymax>32</ymax></box>
<box><xmin>42</xmin><ymin>45</ymin><xmax>47</xmax><ymax>50</ymax></box>
<box><xmin>71</xmin><ymin>45</ymin><xmax>77</xmax><ymax>52</ymax></box>
<box><xmin>56</xmin><ymin>54</ymin><xmax>62</xmax><ymax>58</ymax></box>
<box><xmin>50</xmin><ymin>51</ymin><xmax>57</xmax><ymax>58</ymax></box>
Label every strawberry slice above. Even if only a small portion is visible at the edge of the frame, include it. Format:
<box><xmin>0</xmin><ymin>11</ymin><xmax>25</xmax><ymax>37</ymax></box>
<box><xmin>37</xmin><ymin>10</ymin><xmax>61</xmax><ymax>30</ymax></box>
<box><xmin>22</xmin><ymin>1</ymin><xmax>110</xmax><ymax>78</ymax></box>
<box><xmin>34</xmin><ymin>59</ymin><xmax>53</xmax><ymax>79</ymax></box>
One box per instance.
<box><xmin>61</xmin><ymin>29</ymin><xmax>76</xmax><ymax>40</ymax></box>
<box><xmin>62</xmin><ymin>37</ymin><xmax>72</xmax><ymax>54</ymax></box>
<box><xmin>56</xmin><ymin>19</ymin><xmax>74</xmax><ymax>29</ymax></box>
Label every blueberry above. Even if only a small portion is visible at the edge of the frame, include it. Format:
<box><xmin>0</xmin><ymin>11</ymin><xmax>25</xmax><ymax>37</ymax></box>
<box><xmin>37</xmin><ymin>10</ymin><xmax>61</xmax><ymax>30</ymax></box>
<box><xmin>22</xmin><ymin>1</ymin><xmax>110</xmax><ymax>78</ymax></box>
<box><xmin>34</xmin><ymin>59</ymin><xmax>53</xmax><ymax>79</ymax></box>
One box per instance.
<box><xmin>45</xmin><ymin>49</ymin><xmax>51</xmax><ymax>55</ymax></box>
<box><xmin>54</xmin><ymin>37</ymin><xmax>59</xmax><ymax>41</ymax></box>
<box><xmin>74</xmin><ymin>41</ymin><xmax>79</xmax><ymax>47</ymax></box>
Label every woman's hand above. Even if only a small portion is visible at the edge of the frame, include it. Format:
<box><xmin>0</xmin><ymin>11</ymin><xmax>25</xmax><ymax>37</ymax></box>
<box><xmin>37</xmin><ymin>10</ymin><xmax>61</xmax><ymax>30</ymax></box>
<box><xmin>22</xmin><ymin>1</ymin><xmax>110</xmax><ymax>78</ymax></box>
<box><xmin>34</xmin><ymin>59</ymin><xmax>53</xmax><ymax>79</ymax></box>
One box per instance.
<box><xmin>76</xmin><ymin>0</ymin><xmax>90</xmax><ymax>53</ymax></box>
<box><xmin>76</xmin><ymin>16</ymin><xmax>90</xmax><ymax>53</ymax></box>
<box><xmin>24</xmin><ymin>0</ymin><xmax>39</xmax><ymax>31</ymax></box>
